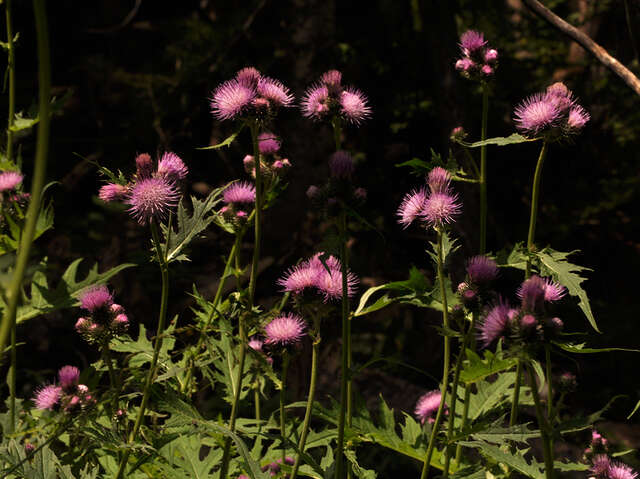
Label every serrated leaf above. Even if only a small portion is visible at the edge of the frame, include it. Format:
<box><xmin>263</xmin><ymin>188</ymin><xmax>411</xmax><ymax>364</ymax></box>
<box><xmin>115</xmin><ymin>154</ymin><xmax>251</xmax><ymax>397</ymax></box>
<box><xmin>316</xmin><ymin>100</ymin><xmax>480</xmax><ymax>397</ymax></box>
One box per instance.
<box><xmin>536</xmin><ymin>248</ymin><xmax>598</xmax><ymax>332</ymax></box>
<box><xmin>496</xmin><ymin>242</ymin><xmax>528</xmax><ymax>271</ymax></box>
<box><xmin>459</xmin><ymin>347</ymin><xmax>518</xmax><ymax>384</ymax></box>
<box><xmin>458</xmin><ymin>441</ymin><xmax>544</xmax><ymax>479</ymax></box>
<box><xmin>344</xmin><ymin>449</ymin><xmax>377</xmax><ymax>479</ymax></box>
<box><xmin>198</xmin><ymin>124</ymin><xmax>245</xmax><ymax>150</ymax></box>
<box><xmin>454</xmin><ymin>133</ymin><xmax>537</xmax><ymax>148</ymax></box>
<box><xmin>161</xmin><ymin>188</ymin><xmax>225</xmax><ymax>263</ymax></box>
<box><xmin>552</xmin><ymin>341</ymin><xmax>640</xmax><ymax>354</ymax></box>
<box><xmin>110</xmin><ymin>322</ymin><xmax>176</xmax><ymax>369</ymax></box>
<box><xmin>557</xmin><ymin>396</ymin><xmax>624</xmax><ymax>434</ymax></box>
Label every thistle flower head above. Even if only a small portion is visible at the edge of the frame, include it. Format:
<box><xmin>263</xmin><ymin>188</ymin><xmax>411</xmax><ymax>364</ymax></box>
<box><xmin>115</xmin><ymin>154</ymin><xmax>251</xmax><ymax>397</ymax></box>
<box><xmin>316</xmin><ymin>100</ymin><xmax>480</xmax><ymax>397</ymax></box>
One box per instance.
<box><xmin>210</xmin><ymin>79</ymin><xmax>256</xmax><ymax>120</ymax></box>
<box><xmin>484</xmin><ymin>49</ymin><xmax>498</xmax><ymax>62</ymax></box>
<box><xmin>321</xmin><ymin>69</ymin><xmax>342</xmax><ymax>87</ymax></box>
<box><xmin>157</xmin><ymin>152</ymin><xmax>188</xmax><ymax>183</ymax></box>
<box><xmin>590</xmin><ymin>455</ymin><xmax>611</xmax><ymax>477</ymax></box>
<box><xmin>479</xmin><ymin>301</ymin><xmax>512</xmax><ymax>347</ymax></box>
<box><xmin>135</xmin><ymin>153</ymin><xmax>154</xmax><ymax>180</ymax></box>
<box><xmin>264</xmin><ymin>313</ymin><xmax>307</xmax><ymax>347</ymax></box>
<box><xmin>34</xmin><ymin>385</ymin><xmax>62</xmax><ymax>410</ymax></box>
<box><xmin>414</xmin><ymin>390</ymin><xmax>445</xmax><ymax>425</ymax></box>
<box><xmin>543</xmin><ymin>278</ymin><xmax>566</xmax><ymax>302</ymax></box>
<box><xmin>514</xmin><ymin>93</ymin><xmax>561</xmax><ymax>137</ymax></box>
<box><xmin>455</xmin><ymin>58</ymin><xmax>474</xmax><ymax>72</ymax></box>
<box><xmin>278</xmin><ymin>261</ymin><xmax>320</xmax><ymax>295</ymax></box>
<box><xmin>427</xmin><ymin>167</ymin><xmax>452</xmax><ymax>194</ymax></box>
<box><xmin>329</xmin><ymin>151</ymin><xmax>355</xmax><ymax>179</ymax></box>
<box><xmin>236</xmin><ymin>67</ymin><xmax>261</xmax><ymax>88</ymax></box>
<box><xmin>339</xmin><ymin>88</ymin><xmax>371</xmax><ymax>124</ymax></box>
<box><xmin>80</xmin><ymin>286</ymin><xmax>113</xmax><ymax>312</ymax></box>
<box><xmin>567</xmin><ymin>105</ymin><xmax>590</xmax><ymax>130</ymax></box>
<box><xmin>58</xmin><ymin>366</ymin><xmax>80</xmax><ymax>391</ymax></box>
<box><xmin>258</xmin><ymin>132</ymin><xmax>281</xmax><ymax>155</ymax></box>
<box><xmin>127</xmin><ymin>177</ymin><xmax>180</xmax><ymax>224</ymax></box>
<box><xmin>257</xmin><ymin>77</ymin><xmax>294</xmax><ymax>108</ymax></box>
<box><xmin>248</xmin><ymin>337</ymin><xmax>264</xmax><ymax>352</ymax></box>
<box><xmin>421</xmin><ymin>191</ymin><xmax>462</xmax><ymax>227</ymax></box>
<box><xmin>517</xmin><ymin>275</ymin><xmax>546</xmax><ymax>312</ymax></box>
<box><xmin>301</xmin><ymin>84</ymin><xmax>330</xmax><ymax>120</ymax></box>
<box><xmin>466</xmin><ymin>256</ymin><xmax>499</xmax><ymax>284</ymax></box>
<box><xmin>397</xmin><ymin>187</ymin><xmax>428</xmax><ymax>228</ymax></box>
<box><xmin>0</xmin><ymin>171</ymin><xmax>24</xmax><ymax>192</ymax></box>
<box><xmin>99</xmin><ymin>183</ymin><xmax>129</xmax><ymax>202</ymax></box>
<box><xmin>608</xmin><ymin>463</ymin><xmax>638</xmax><ymax>479</ymax></box>
<box><xmin>459</xmin><ymin>30</ymin><xmax>487</xmax><ymax>54</ymax></box>
<box><xmin>314</xmin><ymin>264</ymin><xmax>359</xmax><ymax>302</ymax></box>
<box><xmin>223</xmin><ymin>181</ymin><xmax>256</xmax><ymax>204</ymax></box>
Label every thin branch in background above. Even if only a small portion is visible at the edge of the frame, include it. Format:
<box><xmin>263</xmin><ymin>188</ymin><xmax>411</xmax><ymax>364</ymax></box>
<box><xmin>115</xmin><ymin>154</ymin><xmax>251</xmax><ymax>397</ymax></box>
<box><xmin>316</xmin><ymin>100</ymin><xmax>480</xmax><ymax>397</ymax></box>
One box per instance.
<box><xmin>522</xmin><ymin>0</ymin><xmax>640</xmax><ymax>96</ymax></box>
<box><xmin>86</xmin><ymin>0</ymin><xmax>143</xmax><ymax>34</ymax></box>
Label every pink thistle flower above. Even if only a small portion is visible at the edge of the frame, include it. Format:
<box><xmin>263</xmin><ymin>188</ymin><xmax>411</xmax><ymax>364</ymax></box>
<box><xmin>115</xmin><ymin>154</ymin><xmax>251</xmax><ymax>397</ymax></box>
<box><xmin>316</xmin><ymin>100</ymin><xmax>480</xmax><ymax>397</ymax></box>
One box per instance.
<box><xmin>278</xmin><ymin>262</ymin><xmax>320</xmax><ymax>294</ymax></box>
<box><xmin>301</xmin><ymin>84</ymin><xmax>330</xmax><ymax>119</ymax></box>
<box><xmin>546</xmin><ymin>81</ymin><xmax>571</xmax><ymax>99</ymax></box>
<box><xmin>520</xmin><ymin>313</ymin><xmax>537</xmax><ymax>332</ymax></box>
<box><xmin>414</xmin><ymin>390</ymin><xmax>445</xmax><ymax>425</ymax></box>
<box><xmin>455</xmin><ymin>58</ymin><xmax>474</xmax><ymax>72</ymax></box>
<box><xmin>484</xmin><ymin>49</ymin><xmax>498</xmax><ymax>62</ymax></box>
<box><xmin>0</xmin><ymin>171</ymin><xmax>24</xmax><ymax>192</ymax></box>
<box><xmin>568</xmin><ymin>105</ymin><xmax>590</xmax><ymax>130</ymax></box>
<box><xmin>58</xmin><ymin>366</ymin><xmax>80</xmax><ymax>390</ymax></box>
<box><xmin>397</xmin><ymin>187</ymin><xmax>428</xmax><ymax>228</ymax></box>
<box><xmin>236</xmin><ymin>67</ymin><xmax>261</xmax><ymax>88</ymax></box>
<box><xmin>543</xmin><ymin>278</ymin><xmax>566</xmax><ymax>302</ymax></box>
<box><xmin>223</xmin><ymin>181</ymin><xmax>256</xmax><ymax>204</ymax></box>
<box><xmin>354</xmin><ymin>187</ymin><xmax>367</xmax><ymax>201</ymax></box>
<box><xmin>466</xmin><ymin>256</ymin><xmax>499</xmax><ymax>284</ymax></box>
<box><xmin>257</xmin><ymin>77</ymin><xmax>294</xmax><ymax>108</ymax></box>
<box><xmin>459</xmin><ymin>30</ymin><xmax>487</xmax><ymax>54</ymax></box>
<box><xmin>306</xmin><ymin>185</ymin><xmax>321</xmax><ymax>200</ymax></box>
<box><xmin>427</xmin><ymin>167</ymin><xmax>452</xmax><ymax>194</ymax></box>
<box><xmin>321</xmin><ymin>69</ymin><xmax>342</xmax><ymax>87</ymax></box>
<box><xmin>481</xmin><ymin>65</ymin><xmax>494</xmax><ymax>76</ymax></box>
<box><xmin>157</xmin><ymin>152</ymin><xmax>188</xmax><ymax>183</ymax></box>
<box><xmin>517</xmin><ymin>275</ymin><xmax>546</xmax><ymax>312</ymax></box>
<box><xmin>258</xmin><ymin>132</ymin><xmax>281</xmax><ymax>154</ymax></box>
<box><xmin>264</xmin><ymin>313</ymin><xmax>307</xmax><ymax>346</ymax></box>
<box><xmin>127</xmin><ymin>176</ymin><xmax>180</xmax><ymax>224</ymax></box>
<box><xmin>479</xmin><ymin>301</ymin><xmax>512</xmax><ymax>347</ymax></box>
<box><xmin>590</xmin><ymin>455</ymin><xmax>611</xmax><ymax>477</ymax></box>
<box><xmin>111</xmin><ymin>303</ymin><xmax>125</xmax><ymax>315</ymax></box>
<box><xmin>135</xmin><ymin>153</ymin><xmax>154</xmax><ymax>180</ymax></box>
<box><xmin>315</xmin><ymin>266</ymin><xmax>359</xmax><ymax>302</ymax></box>
<box><xmin>421</xmin><ymin>191</ymin><xmax>462</xmax><ymax>227</ymax></box>
<box><xmin>114</xmin><ymin>313</ymin><xmax>129</xmax><ymax>326</ymax></box>
<box><xmin>210</xmin><ymin>79</ymin><xmax>256</xmax><ymax>120</ymax></box>
<box><xmin>248</xmin><ymin>337</ymin><xmax>264</xmax><ymax>352</ymax></box>
<box><xmin>608</xmin><ymin>463</ymin><xmax>638</xmax><ymax>479</ymax></box>
<box><xmin>339</xmin><ymin>87</ymin><xmax>371</xmax><ymax>124</ymax></box>
<box><xmin>329</xmin><ymin>151</ymin><xmax>355</xmax><ymax>179</ymax></box>
<box><xmin>514</xmin><ymin>92</ymin><xmax>561</xmax><ymax>137</ymax></box>
<box><xmin>80</xmin><ymin>285</ymin><xmax>113</xmax><ymax>312</ymax></box>
<box><xmin>99</xmin><ymin>183</ymin><xmax>128</xmax><ymax>202</ymax></box>
<box><xmin>34</xmin><ymin>385</ymin><xmax>62</xmax><ymax>410</ymax></box>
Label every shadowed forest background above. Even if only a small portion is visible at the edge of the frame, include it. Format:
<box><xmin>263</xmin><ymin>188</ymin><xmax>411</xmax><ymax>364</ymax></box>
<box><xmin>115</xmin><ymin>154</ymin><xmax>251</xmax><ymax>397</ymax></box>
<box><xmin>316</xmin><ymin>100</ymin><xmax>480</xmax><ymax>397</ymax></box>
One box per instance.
<box><xmin>3</xmin><ymin>0</ymin><xmax>640</xmax><ymax>470</ymax></box>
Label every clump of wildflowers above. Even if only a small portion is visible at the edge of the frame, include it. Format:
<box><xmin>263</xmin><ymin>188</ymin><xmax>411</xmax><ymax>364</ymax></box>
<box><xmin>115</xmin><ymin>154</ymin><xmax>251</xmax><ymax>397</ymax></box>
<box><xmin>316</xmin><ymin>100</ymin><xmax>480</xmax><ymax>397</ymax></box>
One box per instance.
<box><xmin>454</xmin><ymin>30</ymin><xmax>498</xmax><ymax>80</ymax></box>
<box><xmin>243</xmin><ymin>132</ymin><xmax>292</xmax><ymax>180</ymax></box>
<box><xmin>98</xmin><ymin>151</ymin><xmax>187</xmax><ymax>225</ymax></box>
<box><xmin>0</xmin><ymin>170</ymin><xmax>23</xmax><ymax>194</ymax></box>
<box><xmin>75</xmin><ymin>285</ymin><xmax>129</xmax><ymax>343</ymax></box>
<box><xmin>34</xmin><ymin>366</ymin><xmax>93</xmax><ymax>413</ymax></box>
<box><xmin>397</xmin><ymin>167</ymin><xmax>461</xmax><ymax>230</ymax></box>
<box><xmin>210</xmin><ymin>67</ymin><xmax>294</xmax><ymax>122</ymax></box>
<box><xmin>514</xmin><ymin>82</ymin><xmax>590</xmax><ymax>140</ymax></box>
<box><xmin>414</xmin><ymin>390</ymin><xmax>447</xmax><ymax>425</ymax></box>
<box><xmin>220</xmin><ymin>181</ymin><xmax>255</xmax><ymax>228</ymax></box>
<box><xmin>301</xmin><ymin>69</ymin><xmax>371</xmax><ymax>125</ymax></box>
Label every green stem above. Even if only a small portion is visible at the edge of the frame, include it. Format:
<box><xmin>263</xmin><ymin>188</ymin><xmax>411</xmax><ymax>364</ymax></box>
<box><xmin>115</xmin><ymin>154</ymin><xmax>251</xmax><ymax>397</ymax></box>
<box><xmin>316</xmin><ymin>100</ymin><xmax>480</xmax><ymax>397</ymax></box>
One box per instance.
<box><xmin>454</xmin><ymin>312</ymin><xmax>477</xmax><ymax>464</ymax></box>
<box><xmin>420</xmin><ymin>230</ymin><xmax>451</xmax><ymax>479</ymax></box>
<box><xmin>103</xmin><ymin>345</ymin><xmax>118</xmax><ymax>415</ymax></box>
<box><xmin>545</xmin><ymin>345</ymin><xmax>553</xmax><ymax>419</ymax></box>
<box><xmin>479</xmin><ymin>83</ymin><xmax>489</xmax><ymax>255</ymax></box>
<box><xmin>280</xmin><ymin>352</ymin><xmax>290</xmax><ymax>462</ymax></box>
<box><xmin>335</xmin><ymin>209</ymin><xmax>350</xmax><ymax>479</ymax></box>
<box><xmin>219</xmin><ymin>122</ymin><xmax>261</xmax><ymax>479</ymax></box>
<box><xmin>0</xmin><ymin>0</ymin><xmax>50</xmax><ymax>369</ymax></box>
<box><xmin>5</xmin><ymin>0</ymin><xmax>16</xmax><ymax>164</ymax></box>
<box><xmin>444</xmin><ymin>314</ymin><xmax>476</xmax><ymax>476</ymax></box>
<box><xmin>527</xmin><ymin>364</ymin><xmax>555</xmax><ymax>479</ymax></box>
<box><xmin>254</xmin><ymin>386</ymin><xmax>261</xmax><ymax>423</ymax></box>
<box><xmin>291</xmin><ymin>319</ymin><xmax>321</xmax><ymax>479</ymax></box>
<box><xmin>525</xmin><ymin>140</ymin><xmax>549</xmax><ymax>278</ymax></box>
<box><xmin>182</xmin><ymin>233</ymin><xmax>242</xmax><ymax>393</ymax></box>
<box><xmin>115</xmin><ymin>220</ymin><xmax>170</xmax><ymax>479</ymax></box>
<box><xmin>510</xmin><ymin>359</ymin><xmax>523</xmax><ymax>426</ymax></box>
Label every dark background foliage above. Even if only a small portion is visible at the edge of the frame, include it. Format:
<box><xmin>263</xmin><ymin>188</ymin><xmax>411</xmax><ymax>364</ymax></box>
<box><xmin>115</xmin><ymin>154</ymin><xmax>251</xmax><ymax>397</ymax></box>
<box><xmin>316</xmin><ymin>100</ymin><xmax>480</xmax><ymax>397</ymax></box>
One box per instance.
<box><xmin>3</xmin><ymin>0</ymin><xmax>640</xmax><ymax>470</ymax></box>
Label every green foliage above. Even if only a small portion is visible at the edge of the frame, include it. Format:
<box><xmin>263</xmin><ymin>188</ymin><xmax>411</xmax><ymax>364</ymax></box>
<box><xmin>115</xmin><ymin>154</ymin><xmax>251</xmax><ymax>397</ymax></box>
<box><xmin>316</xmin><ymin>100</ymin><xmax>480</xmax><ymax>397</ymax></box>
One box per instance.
<box><xmin>458</xmin><ymin>441</ymin><xmax>544</xmax><ymax>479</ymax></box>
<box><xmin>198</xmin><ymin>124</ymin><xmax>245</xmax><ymax>150</ymax></box>
<box><xmin>110</xmin><ymin>322</ymin><xmax>177</xmax><ymax>369</ymax></box>
<box><xmin>459</xmin><ymin>346</ymin><xmax>518</xmax><ymax>385</ymax></box>
<box><xmin>454</xmin><ymin>133</ymin><xmax>537</xmax><ymax>148</ymax></box>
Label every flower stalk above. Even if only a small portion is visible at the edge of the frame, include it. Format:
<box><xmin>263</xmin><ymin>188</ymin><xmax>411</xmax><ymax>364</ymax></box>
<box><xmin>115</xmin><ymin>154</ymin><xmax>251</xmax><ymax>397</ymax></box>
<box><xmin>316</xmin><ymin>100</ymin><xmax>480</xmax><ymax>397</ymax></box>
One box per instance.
<box><xmin>280</xmin><ymin>351</ymin><xmax>290</xmax><ymax>462</ymax></box>
<box><xmin>527</xmin><ymin>364</ymin><xmax>555</xmax><ymax>479</ymax></box>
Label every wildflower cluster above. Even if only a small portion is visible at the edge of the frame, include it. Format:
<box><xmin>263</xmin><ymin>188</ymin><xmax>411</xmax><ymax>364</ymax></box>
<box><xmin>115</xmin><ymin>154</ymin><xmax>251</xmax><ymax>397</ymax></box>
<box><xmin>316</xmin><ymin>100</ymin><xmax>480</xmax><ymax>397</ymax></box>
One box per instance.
<box><xmin>585</xmin><ymin>431</ymin><xmax>638</xmax><ymax>479</ymax></box>
<box><xmin>75</xmin><ymin>285</ymin><xmax>129</xmax><ymax>343</ymax></box>
<box><xmin>264</xmin><ymin>313</ymin><xmax>307</xmax><ymax>352</ymax></box>
<box><xmin>457</xmin><ymin>255</ymin><xmax>499</xmax><ymax>311</ymax></box>
<box><xmin>34</xmin><ymin>366</ymin><xmax>94</xmax><ymax>413</ymax></box>
<box><xmin>243</xmin><ymin>132</ymin><xmax>292</xmax><ymax>179</ymax></box>
<box><xmin>0</xmin><ymin>169</ymin><xmax>29</xmax><ymax>233</ymax></box>
<box><xmin>220</xmin><ymin>181</ymin><xmax>255</xmax><ymax>227</ymax></box>
<box><xmin>397</xmin><ymin>167</ymin><xmax>462</xmax><ymax>229</ymax></box>
<box><xmin>301</xmin><ymin>69</ymin><xmax>371</xmax><ymax>124</ymax></box>
<box><xmin>455</xmin><ymin>30</ymin><xmax>498</xmax><ymax>80</ymax></box>
<box><xmin>478</xmin><ymin>274</ymin><xmax>566</xmax><ymax>348</ymax></box>
<box><xmin>210</xmin><ymin>67</ymin><xmax>293</xmax><ymax>122</ymax></box>
<box><xmin>514</xmin><ymin>81</ymin><xmax>590</xmax><ymax>140</ymax></box>
<box><xmin>99</xmin><ymin>151</ymin><xmax>188</xmax><ymax>225</ymax></box>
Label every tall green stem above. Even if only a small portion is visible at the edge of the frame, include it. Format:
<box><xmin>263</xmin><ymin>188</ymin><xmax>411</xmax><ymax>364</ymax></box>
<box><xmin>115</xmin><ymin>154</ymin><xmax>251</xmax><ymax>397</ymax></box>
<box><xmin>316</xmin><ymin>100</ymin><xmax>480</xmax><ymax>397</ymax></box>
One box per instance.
<box><xmin>280</xmin><ymin>352</ymin><xmax>290</xmax><ymax>462</ymax></box>
<box><xmin>420</xmin><ymin>230</ymin><xmax>451</xmax><ymax>479</ymax></box>
<box><xmin>5</xmin><ymin>0</ymin><xmax>16</xmax><ymax>163</ymax></box>
<box><xmin>335</xmin><ymin>209</ymin><xmax>350</xmax><ymax>479</ymax></box>
<box><xmin>182</xmin><ymin>233</ymin><xmax>242</xmax><ymax>393</ymax></box>
<box><xmin>0</xmin><ymin>0</ymin><xmax>50</xmax><ymax>391</ymax></box>
<box><xmin>545</xmin><ymin>345</ymin><xmax>553</xmax><ymax>419</ymax></box>
<box><xmin>254</xmin><ymin>387</ymin><xmax>261</xmax><ymax>423</ymax></box>
<box><xmin>479</xmin><ymin>83</ymin><xmax>489</xmax><ymax>255</ymax></box>
<box><xmin>291</xmin><ymin>318</ymin><xmax>321</xmax><ymax>479</ymax></box>
<box><xmin>455</xmin><ymin>312</ymin><xmax>477</xmax><ymax>464</ymax></box>
<box><xmin>527</xmin><ymin>365</ymin><xmax>555</xmax><ymax>479</ymax></box>
<box><xmin>219</xmin><ymin>123</ymin><xmax>261</xmax><ymax>479</ymax></box>
<box><xmin>509</xmin><ymin>359</ymin><xmax>523</xmax><ymax>426</ymax></box>
<box><xmin>525</xmin><ymin>140</ymin><xmax>549</xmax><ymax>278</ymax></box>
<box><xmin>115</xmin><ymin>220</ymin><xmax>170</xmax><ymax>479</ymax></box>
